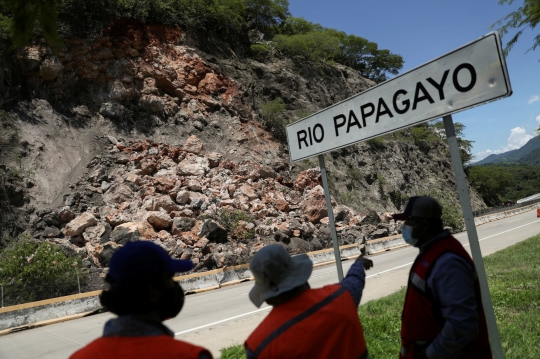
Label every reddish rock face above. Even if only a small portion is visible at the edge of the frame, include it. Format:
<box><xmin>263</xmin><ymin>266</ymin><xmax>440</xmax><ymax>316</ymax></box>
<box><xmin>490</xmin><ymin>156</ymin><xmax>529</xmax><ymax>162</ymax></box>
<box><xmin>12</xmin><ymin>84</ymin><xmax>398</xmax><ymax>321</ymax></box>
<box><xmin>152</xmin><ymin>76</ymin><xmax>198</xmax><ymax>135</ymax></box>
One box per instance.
<box><xmin>300</xmin><ymin>185</ymin><xmax>334</xmax><ymax>224</ymax></box>
<box><xmin>294</xmin><ymin>169</ymin><xmax>322</xmax><ymax>193</ymax></box>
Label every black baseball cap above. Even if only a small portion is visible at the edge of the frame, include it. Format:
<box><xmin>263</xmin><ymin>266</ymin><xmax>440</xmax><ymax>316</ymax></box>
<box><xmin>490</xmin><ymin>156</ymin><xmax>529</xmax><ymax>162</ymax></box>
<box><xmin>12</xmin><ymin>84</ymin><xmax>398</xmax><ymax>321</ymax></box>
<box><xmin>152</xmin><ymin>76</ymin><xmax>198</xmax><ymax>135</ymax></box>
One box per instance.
<box><xmin>392</xmin><ymin>196</ymin><xmax>443</xmax><ymax>221</ymax></box>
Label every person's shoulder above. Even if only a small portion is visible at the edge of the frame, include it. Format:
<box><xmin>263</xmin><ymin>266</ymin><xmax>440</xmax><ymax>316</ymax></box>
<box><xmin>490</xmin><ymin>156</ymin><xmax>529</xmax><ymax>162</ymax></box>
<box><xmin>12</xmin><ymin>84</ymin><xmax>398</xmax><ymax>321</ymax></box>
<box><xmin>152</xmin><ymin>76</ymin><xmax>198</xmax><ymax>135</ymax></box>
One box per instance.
<box><xmin>69</xmin><ymin>338</ymin><xmax>108</xmax><ymax>359</ymax></box>
<box><xmin>173</xmin><ymin>339</ymin><xmax>214</xmax><ymax>358</ymax></box>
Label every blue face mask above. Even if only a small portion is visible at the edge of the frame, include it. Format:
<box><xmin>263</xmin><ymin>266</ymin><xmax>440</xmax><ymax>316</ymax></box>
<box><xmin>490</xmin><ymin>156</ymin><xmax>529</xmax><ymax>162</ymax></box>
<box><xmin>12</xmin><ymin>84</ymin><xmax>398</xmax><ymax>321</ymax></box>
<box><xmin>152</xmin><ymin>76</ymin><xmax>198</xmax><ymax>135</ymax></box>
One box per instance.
<box><xmin>402</xmin><ymin>225</ymin><xmax>418</xmax><ymax>246</ymax></box>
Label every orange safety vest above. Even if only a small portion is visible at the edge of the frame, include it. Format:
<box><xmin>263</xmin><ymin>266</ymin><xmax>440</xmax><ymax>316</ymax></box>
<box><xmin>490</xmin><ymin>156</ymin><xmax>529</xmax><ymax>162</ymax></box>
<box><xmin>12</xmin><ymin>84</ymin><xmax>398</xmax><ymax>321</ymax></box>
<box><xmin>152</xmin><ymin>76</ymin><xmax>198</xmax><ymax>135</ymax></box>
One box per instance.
<box><xmin>400</xmin><ymin>235</ymin><xmax>491</xmax><ymax>359</ymax></box>
<box><xmin>69</xmin><ymin>335</ymin><xmax>212</xmax><ymax>359</ymax></box>
<box><xmin>245</xmin><ymin>284</ymin><xmax>368</xmax><ymax>359</ymax></box>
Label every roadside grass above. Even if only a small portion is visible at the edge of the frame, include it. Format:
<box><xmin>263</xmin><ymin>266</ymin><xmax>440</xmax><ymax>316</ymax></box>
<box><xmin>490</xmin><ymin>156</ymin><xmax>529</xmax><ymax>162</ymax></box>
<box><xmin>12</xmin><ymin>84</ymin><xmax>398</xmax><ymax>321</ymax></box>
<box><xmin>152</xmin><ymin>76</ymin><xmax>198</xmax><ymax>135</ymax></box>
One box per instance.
<box><xmin>484</xmin><ymin>233</ymin><xmax>540</xmax><ymax>359</ymax></box>
<box><xmin>219</xmin><ymin>233</ymin><xmax>540</xmax><ymax>359</ymax></box>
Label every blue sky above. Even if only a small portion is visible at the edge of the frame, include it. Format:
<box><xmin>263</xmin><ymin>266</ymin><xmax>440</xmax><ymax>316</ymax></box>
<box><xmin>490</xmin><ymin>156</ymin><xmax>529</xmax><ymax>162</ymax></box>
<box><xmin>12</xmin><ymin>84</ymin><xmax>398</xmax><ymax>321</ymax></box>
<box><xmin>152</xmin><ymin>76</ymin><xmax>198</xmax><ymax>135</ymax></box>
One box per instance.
<box><xmin>288</xmin><ymin>0</ymin><xmax>540</xmax><ymax>162</ymax></box>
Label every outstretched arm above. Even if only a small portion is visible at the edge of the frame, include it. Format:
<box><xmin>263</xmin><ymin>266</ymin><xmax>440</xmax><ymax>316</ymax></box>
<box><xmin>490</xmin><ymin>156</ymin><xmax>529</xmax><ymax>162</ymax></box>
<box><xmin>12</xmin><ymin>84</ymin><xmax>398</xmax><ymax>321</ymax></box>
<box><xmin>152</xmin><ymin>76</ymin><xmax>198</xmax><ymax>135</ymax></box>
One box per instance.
<box><xmin>340</xmin><ymin>255</ymin><xmax>374</xmax><ymax>306</ymax></box>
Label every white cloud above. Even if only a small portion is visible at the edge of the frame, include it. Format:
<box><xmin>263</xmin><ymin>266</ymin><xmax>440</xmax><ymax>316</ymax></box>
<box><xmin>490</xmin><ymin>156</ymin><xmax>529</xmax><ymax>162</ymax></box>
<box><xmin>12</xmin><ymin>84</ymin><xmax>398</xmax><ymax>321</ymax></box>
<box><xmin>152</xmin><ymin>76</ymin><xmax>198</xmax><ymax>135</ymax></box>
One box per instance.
<box><xmin>473</xmin><ymin>126</ymin><xmax>533</xmax><ymax>162</ymax></box>
<box><xmin>528</xmin><ymin>95</ymin><xmax>539</xmax><ymax>104</ymax></box>
<box><xmin>536</xmin><ymin>114</ymin><xmax>540</xmax><ymax>125</ymax></box>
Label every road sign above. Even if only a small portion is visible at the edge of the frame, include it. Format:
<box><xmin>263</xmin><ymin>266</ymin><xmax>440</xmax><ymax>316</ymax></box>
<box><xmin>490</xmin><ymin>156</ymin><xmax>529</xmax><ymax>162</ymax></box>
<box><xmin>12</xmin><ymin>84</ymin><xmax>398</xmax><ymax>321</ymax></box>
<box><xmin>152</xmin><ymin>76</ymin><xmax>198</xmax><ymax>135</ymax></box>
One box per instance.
<box><xmin>287</xmin><ymin>32</ymin><xmax>511</xmax><ymax>162</ymax></box>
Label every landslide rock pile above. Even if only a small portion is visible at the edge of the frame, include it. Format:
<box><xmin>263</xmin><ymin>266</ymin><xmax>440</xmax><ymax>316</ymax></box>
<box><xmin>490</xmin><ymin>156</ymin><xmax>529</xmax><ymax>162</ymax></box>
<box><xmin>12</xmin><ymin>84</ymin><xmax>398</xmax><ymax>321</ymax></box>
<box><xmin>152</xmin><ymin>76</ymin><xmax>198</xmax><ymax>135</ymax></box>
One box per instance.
<box><xmin>31</xmin><ymin>135</ymin><xmax>399</xmax><ymax>276</ymax></box>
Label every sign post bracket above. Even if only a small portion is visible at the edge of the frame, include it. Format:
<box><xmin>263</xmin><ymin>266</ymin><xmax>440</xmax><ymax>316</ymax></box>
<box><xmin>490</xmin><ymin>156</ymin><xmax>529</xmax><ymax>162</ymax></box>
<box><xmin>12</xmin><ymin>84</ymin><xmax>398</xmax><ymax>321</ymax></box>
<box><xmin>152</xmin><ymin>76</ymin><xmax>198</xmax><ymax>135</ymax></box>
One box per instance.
<box><xmin>443</xmin><ymin>115</ymin><xmax>504</xmax><ymax>359</ymax></box>
<box><xmin>318</xmin><ymin>154</ymin><xmax>344</xmax><ymax>281</ymax></box>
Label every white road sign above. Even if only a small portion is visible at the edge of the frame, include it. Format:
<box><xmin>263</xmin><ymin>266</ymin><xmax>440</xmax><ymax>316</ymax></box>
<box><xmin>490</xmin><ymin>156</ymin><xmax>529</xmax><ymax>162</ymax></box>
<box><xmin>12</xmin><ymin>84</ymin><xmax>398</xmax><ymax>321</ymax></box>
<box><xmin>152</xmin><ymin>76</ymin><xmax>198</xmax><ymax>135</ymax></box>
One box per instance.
<box><xmin>286</xmin><ymin>32</ymin><xmax>512</xmax><ymax>161</ymax></box>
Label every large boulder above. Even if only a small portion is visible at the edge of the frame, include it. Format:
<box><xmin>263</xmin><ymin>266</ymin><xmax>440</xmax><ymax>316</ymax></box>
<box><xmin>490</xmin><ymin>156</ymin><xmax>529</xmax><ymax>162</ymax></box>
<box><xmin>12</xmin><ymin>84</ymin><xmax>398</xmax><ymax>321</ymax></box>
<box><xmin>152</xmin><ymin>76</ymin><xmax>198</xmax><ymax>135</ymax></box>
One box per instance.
<box><xmin>171</xmin><ymin>217</ymin><xmax>196</xmax><ymax>235</ymax></box>
<box><xmin>83</xmin><ymin>222</ymin><xmax>112</xmax><ymax>243</ymax></box>
<box><xmin>110</xmin><ymin>222</ymin><xmax>157</xmax><ymax>245</ymax></box>
<box><xmin>183</xmin><ymin>135</ymin><xmax>204</xmax><ymax>154</ymax></box>
<box><xmin>147</xmin><ymin>211</ymin><xmax>173</xmax><ymax>230</ymax></box>
<box><xmin>361</xmin><ymin>210</ymin><xmax>382</xmax><ymax>226</ymax></box>
<box><xmin>198</xmin><ymin>219</ymin><xmax>228</xmax><ymax>243</ymax></box>
<box><xmin>98</xmin><ymin>242</ymin><xmax>117</xmax><ymax>266</ymax></box>
<box><xmin>205</xmin><ymin>152</ymin><xmax>222</xmax><ymax>168</ymax></box>
<box><xmin>300</xmin><ymin>185</ymin><xmax>335</xmax><ymax>224</ymax></box>
<box><xmin>102</xmin><ymin>184</ymin><xmax>134</xmax><ymax>205</ymax></box>
<box><xmin>143</xmin><ymin>195</ymin><xmax>179</xmax><ymax>213</ymax></box>
<box><xmin>238</xmin><ymin>183</ymin><xmax>258</xmax><ymax>200</ymax></box>
<box><xmin>177</xmin><ymin>153</ymin><xmax>209</xmax><ymax>177</ymax></box>
<box><xmin>175</xmin><ymin>190</ymin><xmax>190</xmax><ymax>205</ymax></box>
<box><xmin>294</xmin><ymin>168</ymin><xmax>322</xmax><ymax>193</ymax></box>
<box><xmin>64</xmin><ymin>212</ymin><xmax>98</xmax><ymax>236</ymax></box>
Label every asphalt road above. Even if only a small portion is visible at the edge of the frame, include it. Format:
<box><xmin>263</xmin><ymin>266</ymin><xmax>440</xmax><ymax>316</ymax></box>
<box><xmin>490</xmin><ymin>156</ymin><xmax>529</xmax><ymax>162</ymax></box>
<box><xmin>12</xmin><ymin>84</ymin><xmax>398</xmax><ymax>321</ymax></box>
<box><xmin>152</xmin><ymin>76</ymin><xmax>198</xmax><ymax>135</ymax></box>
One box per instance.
<box><xmin>1</xmin><ymin>209</ymin><xmax>539</xmax><ymax>359</ymax></box>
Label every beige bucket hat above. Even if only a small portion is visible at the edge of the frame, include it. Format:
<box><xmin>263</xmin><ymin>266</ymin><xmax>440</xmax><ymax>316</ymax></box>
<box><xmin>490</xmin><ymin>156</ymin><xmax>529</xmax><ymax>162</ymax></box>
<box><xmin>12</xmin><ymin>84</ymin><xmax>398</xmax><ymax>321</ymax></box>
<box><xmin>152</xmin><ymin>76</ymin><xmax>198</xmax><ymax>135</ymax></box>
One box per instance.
<box><xmin>249</xmin><ymin>244</ymin><xmax>313</xmax><ymax>308</ymax></box>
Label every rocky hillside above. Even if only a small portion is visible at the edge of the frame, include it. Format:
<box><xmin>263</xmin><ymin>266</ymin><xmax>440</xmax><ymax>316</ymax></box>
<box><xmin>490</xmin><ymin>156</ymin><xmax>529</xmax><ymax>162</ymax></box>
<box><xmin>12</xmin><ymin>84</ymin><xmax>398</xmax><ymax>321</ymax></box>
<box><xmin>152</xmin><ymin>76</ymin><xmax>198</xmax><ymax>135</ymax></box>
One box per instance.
<box><xmin>0</xmin><ymin>20</ymin><xmax>486</xmax><ymax>287</ymax></box>
<box><xmin>31</xmin><ymin>135</ymin><xmax>398</xmax><ymax>280</ymax></box>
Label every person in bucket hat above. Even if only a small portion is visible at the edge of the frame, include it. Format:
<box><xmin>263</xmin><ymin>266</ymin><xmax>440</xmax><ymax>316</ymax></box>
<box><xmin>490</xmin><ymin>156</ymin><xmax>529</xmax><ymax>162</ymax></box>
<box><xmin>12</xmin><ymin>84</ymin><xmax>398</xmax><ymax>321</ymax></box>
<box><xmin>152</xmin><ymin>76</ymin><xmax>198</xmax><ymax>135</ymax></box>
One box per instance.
<box><xmin>70</xmin><ymin>241</ymin><xmax>213</xmax><ymax>359</ymax></box>
<box><xmin>394</xmin><ymin>196</ymin><xmax>491</xmax><ymax>359</ymax></box>
<box><xmin>245</xmin><ymin>244</ymin><xmax>373</xmax><ymax>359</ymax></box>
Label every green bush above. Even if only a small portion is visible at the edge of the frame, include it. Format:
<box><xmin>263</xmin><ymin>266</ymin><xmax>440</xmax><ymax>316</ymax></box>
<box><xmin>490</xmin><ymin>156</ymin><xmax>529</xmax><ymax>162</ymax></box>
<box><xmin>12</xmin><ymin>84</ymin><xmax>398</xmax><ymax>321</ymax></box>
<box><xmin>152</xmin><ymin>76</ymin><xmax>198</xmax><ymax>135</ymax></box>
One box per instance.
<box><xmin>260</xmin><ymin>97</ymin><xmax>288</xmax><ymax>142</ymax></box>
<box><xmin>0</xmin><ymin>238</ymin><xmax>83</xmax><ymax>304</ymax></box>
<box><xmin>366</xmin><ymin>137</ymin><xmax>386</xmax><ymax>149</ymax></box>
<box><xmin>216</xmin><ymin>209</ymin><xmax>256</xmax><ymax>239</ymax></box>
<box><xmin>273</xmin><ymin>31</ymin><xmax>340</xmax><ymax>62</ymax></box>
<box><xmin>250</xmin><ymin>43</ymin><xmax>271</xmax><ymax>61</ymax></box>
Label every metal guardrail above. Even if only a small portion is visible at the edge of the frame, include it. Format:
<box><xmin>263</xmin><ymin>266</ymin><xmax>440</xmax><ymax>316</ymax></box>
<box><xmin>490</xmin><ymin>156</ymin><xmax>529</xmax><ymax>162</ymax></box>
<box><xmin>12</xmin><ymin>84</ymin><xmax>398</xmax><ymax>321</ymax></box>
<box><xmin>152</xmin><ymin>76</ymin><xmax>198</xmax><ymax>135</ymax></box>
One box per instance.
<box><xmin>472</xmin><ymin>198</ymin><xmax>540</xmax><ymax>218</ymax></box>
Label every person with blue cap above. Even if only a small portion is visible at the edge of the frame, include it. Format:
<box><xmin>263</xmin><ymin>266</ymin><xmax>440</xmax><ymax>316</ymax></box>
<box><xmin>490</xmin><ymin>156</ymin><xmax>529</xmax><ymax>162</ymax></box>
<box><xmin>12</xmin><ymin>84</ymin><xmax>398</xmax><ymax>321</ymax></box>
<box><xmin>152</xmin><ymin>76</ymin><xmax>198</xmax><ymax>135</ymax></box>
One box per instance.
<box><xmin>70</xmin><ymin>241</ymin><xmax>213</xmax><ymax>359</ymax></box>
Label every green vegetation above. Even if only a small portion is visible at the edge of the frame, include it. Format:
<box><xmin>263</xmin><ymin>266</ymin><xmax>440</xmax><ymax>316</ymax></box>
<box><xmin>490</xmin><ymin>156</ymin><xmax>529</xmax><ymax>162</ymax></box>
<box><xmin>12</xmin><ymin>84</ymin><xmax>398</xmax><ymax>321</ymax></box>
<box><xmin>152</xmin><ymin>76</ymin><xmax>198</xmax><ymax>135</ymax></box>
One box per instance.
<box><xmin>260</xmin><ymin>97</ymin><xmax>287</xmax><ymax>142</ymax></box>
<box><xmin>1</xmin><ymin>1</ymin><xmax>403</xmax><ymax>83</ymax></box>
<box><xmin>221</xmin><ymin>345</ymin><xmax>247</xmax><ymax>359</ymax></box>
<box><xmin>0</xmin><ymin>238</ymin><xmax>84</xmax><ymax>305</ymax></box>
<box><xmin>220</xmin><ymin>233</ymin><xmax>540</xmax><ymax>359</ymax></box>
<box><xmin>484</xmin><ymin>233</ymin><xmax>540</xmax><ymax>358</ymax></box>
<box><xmin>273</xmin><ymin>16</ymin><xmax>403</xmax><ymax>82</ymax></box>
<box><xmin>216</xmin><ymin>209</ymin><xmax>256</xmax><ymax>240</ymax></box>
<box><xmin>468</xmin><ymin>163</ymin><xmax>540</xmax><ymax>204</ymax></box>
<box><xmin>417</xmin><ymin>189</ymin><xmax>464</xmax><ymax>232</ymax></box>
<box><xmin>358</xmin><ymin>288</ymin><xmax>405</xmax><ymax>358</ymax></box>
<box><xmin>493</xmin><ymin>0</ymin><xmax>540</xmax><ymax>58</ymax></box>
<box><xmin>467</xmin><ymin>165</ymin><xmax>515</xmax><ymax>206</ymax></box>
<box><xmin>250</xmin><ymin>43</ymin><xmax>272</xmax><ymax>61</ymax></box>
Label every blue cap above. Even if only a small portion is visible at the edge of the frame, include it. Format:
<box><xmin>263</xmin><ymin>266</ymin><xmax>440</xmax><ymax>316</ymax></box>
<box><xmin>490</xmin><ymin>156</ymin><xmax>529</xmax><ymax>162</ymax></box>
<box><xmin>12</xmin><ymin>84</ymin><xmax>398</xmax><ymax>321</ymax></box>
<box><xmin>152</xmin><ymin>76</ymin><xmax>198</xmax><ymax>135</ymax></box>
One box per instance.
<box><xmin>108</xmin><ymin>241</ymin><xmax>193</xmax><ymax>285</ymax></box>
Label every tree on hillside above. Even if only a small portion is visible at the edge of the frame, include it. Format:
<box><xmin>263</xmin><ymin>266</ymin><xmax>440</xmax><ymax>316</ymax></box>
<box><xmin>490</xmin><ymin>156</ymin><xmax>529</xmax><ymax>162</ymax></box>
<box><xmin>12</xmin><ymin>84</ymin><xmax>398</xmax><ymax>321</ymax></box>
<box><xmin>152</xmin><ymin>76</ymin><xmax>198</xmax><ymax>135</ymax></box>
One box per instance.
<box><xmin>245</xmin><ymin>0</ymin><xmax>289</xmax><ymax>37</ymax></box>
<box><xmin>492</xmin><ymin>0</ymin><xmax>540</xmax><ymax>57</ymax></box>
<box><xmin>430</xmin><ymin>120</ymin><xmax>475</xmax><ymax>165</ymax></box>
<box><xmin>467</xmin><ymin>165</ymin><xmax>514</xmax><ymax>206</ymax></box>
<box><xmin>0</xmin><ymin>238</ymin><xmax>83</xmax><ymax>304</ymax></box>
<box><xmin>7</xmin><ymin>0</ymin><xmax>63</xmax><ymax>47</ymax></box>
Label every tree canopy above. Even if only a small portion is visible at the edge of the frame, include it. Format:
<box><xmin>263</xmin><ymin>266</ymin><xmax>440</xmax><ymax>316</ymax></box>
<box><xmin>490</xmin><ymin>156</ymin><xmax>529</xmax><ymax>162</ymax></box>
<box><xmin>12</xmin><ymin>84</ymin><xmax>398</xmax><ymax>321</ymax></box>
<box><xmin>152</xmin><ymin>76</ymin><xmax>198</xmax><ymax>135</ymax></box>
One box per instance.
<box><xmin>0</xmin><ymin>2</ymin><xmax>403</xmax><ymax>82</ymax></box>
<box><xmin>493</xmin><ymin>0</ymin><xmax>540</xmax><ymax>57</ymax></box>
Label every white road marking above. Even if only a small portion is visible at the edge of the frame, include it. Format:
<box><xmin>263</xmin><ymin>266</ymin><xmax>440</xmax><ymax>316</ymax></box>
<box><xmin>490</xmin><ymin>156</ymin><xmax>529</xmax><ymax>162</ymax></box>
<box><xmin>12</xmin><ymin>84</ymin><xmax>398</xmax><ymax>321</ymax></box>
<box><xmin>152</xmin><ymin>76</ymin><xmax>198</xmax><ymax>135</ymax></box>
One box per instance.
<box><xmin>186</xmin><ymin>219</ymin><xmax>540</xmax><ymax>336</ymax></box>
<box><xmin>174</xmin><ymin>306</ymin><xmax>271</xmax><ymax>336</ymax></box>
<box><xmin>462</xmin><ymin>219</ymin><xmax>540</xmax><ymax>247</ymax></box>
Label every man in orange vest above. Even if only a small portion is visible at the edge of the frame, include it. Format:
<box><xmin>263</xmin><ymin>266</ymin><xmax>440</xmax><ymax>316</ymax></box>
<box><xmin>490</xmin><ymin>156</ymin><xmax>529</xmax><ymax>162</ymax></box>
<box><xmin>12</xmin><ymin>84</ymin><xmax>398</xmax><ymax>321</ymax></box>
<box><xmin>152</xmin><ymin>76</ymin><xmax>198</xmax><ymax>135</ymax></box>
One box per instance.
<box><xmin>244</xmin><ymin>244</ymin><xmax>373</xmax><ymax>359</ymax></box>
<box><xmin>393</xmin><ymin>196</ymin><xmax>492</xmax><ymax>359</ymax></box>
<box><xmin>70</xmin><ymin>241</ymin><xmax>213</xmax><ymax>359</ymax></box>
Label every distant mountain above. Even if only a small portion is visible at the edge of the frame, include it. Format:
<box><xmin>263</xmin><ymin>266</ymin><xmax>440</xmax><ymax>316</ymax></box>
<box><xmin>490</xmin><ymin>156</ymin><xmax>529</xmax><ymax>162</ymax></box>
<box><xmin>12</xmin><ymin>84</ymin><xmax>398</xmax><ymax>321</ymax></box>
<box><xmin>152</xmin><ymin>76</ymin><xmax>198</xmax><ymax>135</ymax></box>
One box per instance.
<box><xmin>474</xmin><ymin>136</ymin><xmax>540</xmax><ymax>166</ymax></box>
<box><xmin>517</xmin><ymin>147</ymin><xmax>540</xmax><ymax>166</ymax></box>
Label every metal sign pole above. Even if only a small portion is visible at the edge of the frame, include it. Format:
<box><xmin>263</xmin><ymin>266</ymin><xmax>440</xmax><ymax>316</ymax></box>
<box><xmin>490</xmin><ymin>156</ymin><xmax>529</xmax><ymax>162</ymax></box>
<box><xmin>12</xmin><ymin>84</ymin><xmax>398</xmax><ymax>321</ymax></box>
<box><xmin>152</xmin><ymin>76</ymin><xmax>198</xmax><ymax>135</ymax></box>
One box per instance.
<box><xmin>318</xmin><ymin>154</ymin><xmax>344</xmax><ymax>281</ymax></box>
<box><xmin>443</xmin><ymin>115</ymin><xmax>504</xmax><ymax>358</ymax></box>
